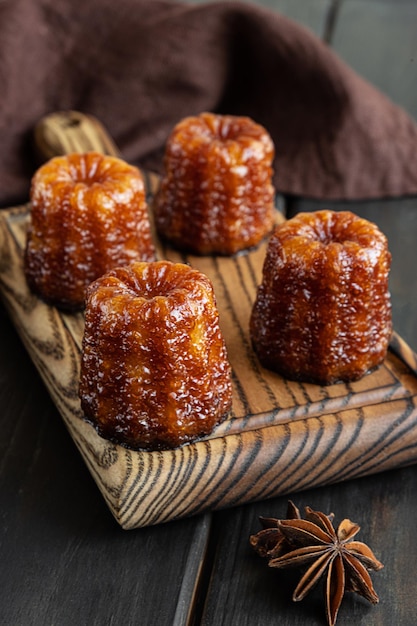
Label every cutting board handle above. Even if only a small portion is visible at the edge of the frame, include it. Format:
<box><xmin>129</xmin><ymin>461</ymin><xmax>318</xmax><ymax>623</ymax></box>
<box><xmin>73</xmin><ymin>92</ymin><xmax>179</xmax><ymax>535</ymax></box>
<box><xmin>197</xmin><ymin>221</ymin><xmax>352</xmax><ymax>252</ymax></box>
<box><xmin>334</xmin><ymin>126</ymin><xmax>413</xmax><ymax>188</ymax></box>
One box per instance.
<box><xmin>33</xmin><ymin>110</ymin><xmax>120</xmax><ymax>162</ymax></box>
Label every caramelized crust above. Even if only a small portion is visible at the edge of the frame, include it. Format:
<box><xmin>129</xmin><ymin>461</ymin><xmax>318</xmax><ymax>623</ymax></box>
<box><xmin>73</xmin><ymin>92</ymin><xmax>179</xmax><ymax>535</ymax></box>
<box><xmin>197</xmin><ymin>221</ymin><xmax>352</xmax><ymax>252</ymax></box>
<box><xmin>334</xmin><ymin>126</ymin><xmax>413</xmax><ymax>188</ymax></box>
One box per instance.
<box><xmin>79</xmin><ymin>260</ymin><xmax>233</xmax><ymax>450</ymax></box>
<box><xmin>155</xmin><ymin>112</ymin><xmax>275</xmax><ymax>255</ymax></box>
<box><xmin>250</xmin><ymin>210</ymin><xmax>392</xmax><ymax>385</ymax></box>
<box><xmin>24</xmin><ymin>152</ymin><xmax>155</xmax><ymax>310</ymax></box>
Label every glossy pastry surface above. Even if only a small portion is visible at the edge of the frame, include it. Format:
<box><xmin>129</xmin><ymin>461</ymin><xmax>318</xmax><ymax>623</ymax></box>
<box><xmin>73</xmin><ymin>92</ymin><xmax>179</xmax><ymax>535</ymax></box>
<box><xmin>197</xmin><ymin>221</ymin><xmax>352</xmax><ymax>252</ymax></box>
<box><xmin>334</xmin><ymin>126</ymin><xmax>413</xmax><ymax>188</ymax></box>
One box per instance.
<box><xmin>250</xmin><ymin>210</ymin><xmax>392</xmax><ymax>385</ymax></box>
<box><xmin>25</xmin><ymin>152</ymin><xmax>155</xmax><ymax>310</ymax></box>
<box><xmin>79</xmin><ymin>260</ymin><xmax>233</xmax><ymax>450</ymax></box>
<box><xmin>155</xmin><ymin>112</ymin><xmax>275</xmax><ymax>255</ymax></box>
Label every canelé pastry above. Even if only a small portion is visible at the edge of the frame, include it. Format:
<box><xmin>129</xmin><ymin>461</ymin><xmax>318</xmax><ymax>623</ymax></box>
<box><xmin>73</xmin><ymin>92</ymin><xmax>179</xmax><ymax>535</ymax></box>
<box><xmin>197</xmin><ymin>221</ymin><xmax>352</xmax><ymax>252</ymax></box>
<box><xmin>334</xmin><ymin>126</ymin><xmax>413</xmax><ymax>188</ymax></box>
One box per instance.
<box><xmin>79</xmin><ymin>260</ymin><xmax>233</xmax><ymax>450</ymax></box>
<box><xmin>250</xmin><ymin>210</ymin><xmax>392</xmax><ymax>385</ymax></box>
<box><xmin>24</xmin><ymin>152</ymin><xmax>155</xmax><ymax>310</ymax></box>
<box><xmin>154</xmin><ymin>112</ymin><xmax>275</xmax><ymax>255</ymax></box>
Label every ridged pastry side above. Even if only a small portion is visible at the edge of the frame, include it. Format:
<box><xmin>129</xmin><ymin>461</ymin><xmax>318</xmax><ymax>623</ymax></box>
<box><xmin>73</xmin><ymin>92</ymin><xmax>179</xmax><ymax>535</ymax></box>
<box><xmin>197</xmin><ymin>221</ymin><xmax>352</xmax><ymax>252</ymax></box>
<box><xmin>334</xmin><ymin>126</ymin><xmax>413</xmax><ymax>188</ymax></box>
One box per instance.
<box><xmin>79</xmin><ymin>260</ymin><xmax>233</xmax><ymax>450</ymax></box>
<box><xmin>250</xmin><ymin>210</ymin><xmax>392</xmax><ymax>385</ymax></box>
<box><xmin>155</xmin><ymin>112</ymin><xmax>275</xmax><ymax>255</ymax></box>
<box><xmin>25</xmin><ymin>152</ymin><xmax>155</xmax><ymax>310</ymax></box>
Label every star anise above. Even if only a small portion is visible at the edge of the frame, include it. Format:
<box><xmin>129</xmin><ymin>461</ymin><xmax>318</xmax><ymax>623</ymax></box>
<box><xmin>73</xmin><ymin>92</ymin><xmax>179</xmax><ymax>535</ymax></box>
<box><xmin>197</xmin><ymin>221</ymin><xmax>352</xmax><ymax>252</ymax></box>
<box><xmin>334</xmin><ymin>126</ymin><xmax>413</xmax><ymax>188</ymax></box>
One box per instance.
<box><xmin>250</xmin><ymin>500</ymin><xmax>303</xmax><ymax>558</ymax></box>
<box><xmin>250</xmin><ymin>502</ymin><xmax>384</xmax><ymax>626</ymax></box>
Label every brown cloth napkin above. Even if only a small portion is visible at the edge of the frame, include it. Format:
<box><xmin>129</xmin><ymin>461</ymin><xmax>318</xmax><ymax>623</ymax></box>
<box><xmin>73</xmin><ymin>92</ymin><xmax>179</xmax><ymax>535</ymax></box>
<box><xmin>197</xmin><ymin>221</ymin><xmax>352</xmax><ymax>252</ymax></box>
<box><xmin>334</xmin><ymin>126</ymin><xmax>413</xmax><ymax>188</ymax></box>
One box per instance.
<box><xmin>1</xmin><ymin>0</ymin><xmax>417</xmax><ymax>208</ymax></box>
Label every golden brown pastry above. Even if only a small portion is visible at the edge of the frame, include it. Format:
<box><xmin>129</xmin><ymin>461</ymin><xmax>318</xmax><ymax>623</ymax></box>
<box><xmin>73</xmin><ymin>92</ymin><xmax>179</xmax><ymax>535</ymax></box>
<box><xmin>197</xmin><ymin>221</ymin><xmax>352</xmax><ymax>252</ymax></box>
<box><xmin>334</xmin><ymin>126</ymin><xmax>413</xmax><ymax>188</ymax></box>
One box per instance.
<box><xmin>250</xmin><ymin>210</ymin><xmax>392</xmax><ymax>385</ymax></box>
<box><xmin>24</xmin><ymin>152</ymin><xmax>155</xmax><ymax>310</ymax></box>
<box><xmin>79</xmin><ymin>260</ymin><xmax>233</xmax><ymax>450</ymax></box>
<box><xmin>154</xmin><ymin>112</ymin><xmax>275</xmax><ymax>255</ymax></box>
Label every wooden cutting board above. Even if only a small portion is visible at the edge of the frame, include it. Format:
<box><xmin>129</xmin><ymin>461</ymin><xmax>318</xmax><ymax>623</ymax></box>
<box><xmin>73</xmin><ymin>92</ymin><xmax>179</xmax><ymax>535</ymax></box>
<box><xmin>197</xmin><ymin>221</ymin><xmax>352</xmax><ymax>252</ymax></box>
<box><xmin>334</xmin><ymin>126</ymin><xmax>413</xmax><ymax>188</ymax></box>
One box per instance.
<box><xmin>1</xmin><ymin>112</ymin><xmax>417</xmax><ymax>529</ymax></box>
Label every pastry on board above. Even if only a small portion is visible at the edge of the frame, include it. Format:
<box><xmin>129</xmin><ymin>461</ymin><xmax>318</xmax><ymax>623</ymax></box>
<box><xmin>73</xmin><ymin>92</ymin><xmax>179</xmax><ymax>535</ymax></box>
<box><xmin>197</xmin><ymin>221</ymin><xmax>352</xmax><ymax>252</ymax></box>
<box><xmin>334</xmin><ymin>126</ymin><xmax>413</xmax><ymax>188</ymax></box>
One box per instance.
<box><xmin>250</xmin><ymin>210</ymin><xmax>392</xmax><ymax>385</ymax></box>
<box><xmin>24</xmin><ymin>151</ymin><xmax>155</xmax><ymax>310</ymax></box>
<box><xmin>154</xmin><ymin>112</ymin><xmax>275</xmax><ymax>255</ymax></box>
<box><xmin>79</xmin><ymin>260</ymin><xmax>233</xmax><ymax>450</ymax></box>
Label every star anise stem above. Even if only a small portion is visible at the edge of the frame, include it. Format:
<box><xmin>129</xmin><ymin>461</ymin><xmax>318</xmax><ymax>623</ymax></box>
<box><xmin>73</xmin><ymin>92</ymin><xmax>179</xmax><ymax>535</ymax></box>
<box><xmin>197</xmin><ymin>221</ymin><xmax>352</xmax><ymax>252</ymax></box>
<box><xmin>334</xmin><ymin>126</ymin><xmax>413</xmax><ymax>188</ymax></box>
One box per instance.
<box><xmin>250</xmin><ymin>502</ymin><xmax>383</xmax><ymax>626</ymax></box>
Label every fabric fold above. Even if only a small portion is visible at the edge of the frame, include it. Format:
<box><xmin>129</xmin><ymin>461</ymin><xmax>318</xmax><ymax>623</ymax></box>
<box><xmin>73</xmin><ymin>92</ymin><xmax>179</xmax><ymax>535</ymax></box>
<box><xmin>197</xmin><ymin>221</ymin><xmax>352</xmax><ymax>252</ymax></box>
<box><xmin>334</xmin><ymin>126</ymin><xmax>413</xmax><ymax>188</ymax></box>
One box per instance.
<box><xmin>1</xmin><ymin>0</ymin><xmax>416</xmax><ymax>207</ymax></box>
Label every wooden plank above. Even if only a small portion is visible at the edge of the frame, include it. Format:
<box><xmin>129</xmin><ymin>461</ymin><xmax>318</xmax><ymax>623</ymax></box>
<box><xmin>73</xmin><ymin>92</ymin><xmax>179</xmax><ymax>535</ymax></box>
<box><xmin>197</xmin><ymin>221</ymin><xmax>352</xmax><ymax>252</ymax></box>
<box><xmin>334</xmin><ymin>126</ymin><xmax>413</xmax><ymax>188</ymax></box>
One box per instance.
<box><xmin>330</xmin><ymin>0</ymin><xmax>417</xmax><ymax>119</ymax></box>
<box><xmin>200</xmin><ymin>463</ymin><xmax>417</xmax><ymax>625</ymax></box>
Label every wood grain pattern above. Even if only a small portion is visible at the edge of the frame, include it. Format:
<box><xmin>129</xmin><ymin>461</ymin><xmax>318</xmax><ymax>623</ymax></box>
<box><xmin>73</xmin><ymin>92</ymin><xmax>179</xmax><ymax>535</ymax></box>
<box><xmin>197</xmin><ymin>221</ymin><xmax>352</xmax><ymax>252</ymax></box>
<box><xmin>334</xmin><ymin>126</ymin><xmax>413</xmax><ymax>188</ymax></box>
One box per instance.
<box><xmin>33</xmin><ymin>110</ymin><xmax>120</xmax><ymax>161</ymax></box>
<box><xmin>2</xmin><ymin>196</ymin><xmax>417</xmax><ymax>529</ymax></box>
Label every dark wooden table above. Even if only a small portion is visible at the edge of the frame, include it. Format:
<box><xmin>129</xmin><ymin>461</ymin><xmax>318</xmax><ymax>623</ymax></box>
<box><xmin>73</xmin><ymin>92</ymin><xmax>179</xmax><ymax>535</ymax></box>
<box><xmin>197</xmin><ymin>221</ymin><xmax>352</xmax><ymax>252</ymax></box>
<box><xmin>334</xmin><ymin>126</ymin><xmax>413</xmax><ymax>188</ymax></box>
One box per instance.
<box><xmin>1</xmin><ymin>192</ymin><xmax>417</xmax><ymax>626</ymax></box>
<box><xmin>2</xmin><ymin>1</ymin><xmax>417</xmax><ymax>624</ymax></box>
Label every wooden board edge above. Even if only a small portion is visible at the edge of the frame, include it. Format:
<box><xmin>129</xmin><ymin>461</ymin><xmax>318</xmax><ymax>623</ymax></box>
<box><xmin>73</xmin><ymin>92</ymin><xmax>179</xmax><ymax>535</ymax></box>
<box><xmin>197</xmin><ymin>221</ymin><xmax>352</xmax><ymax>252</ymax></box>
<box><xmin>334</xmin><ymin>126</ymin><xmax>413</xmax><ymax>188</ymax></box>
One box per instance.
<box><xmin>115</xmin><ymin>392</ymin><xmax>417</xmax><ymax>528</ymax></box>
